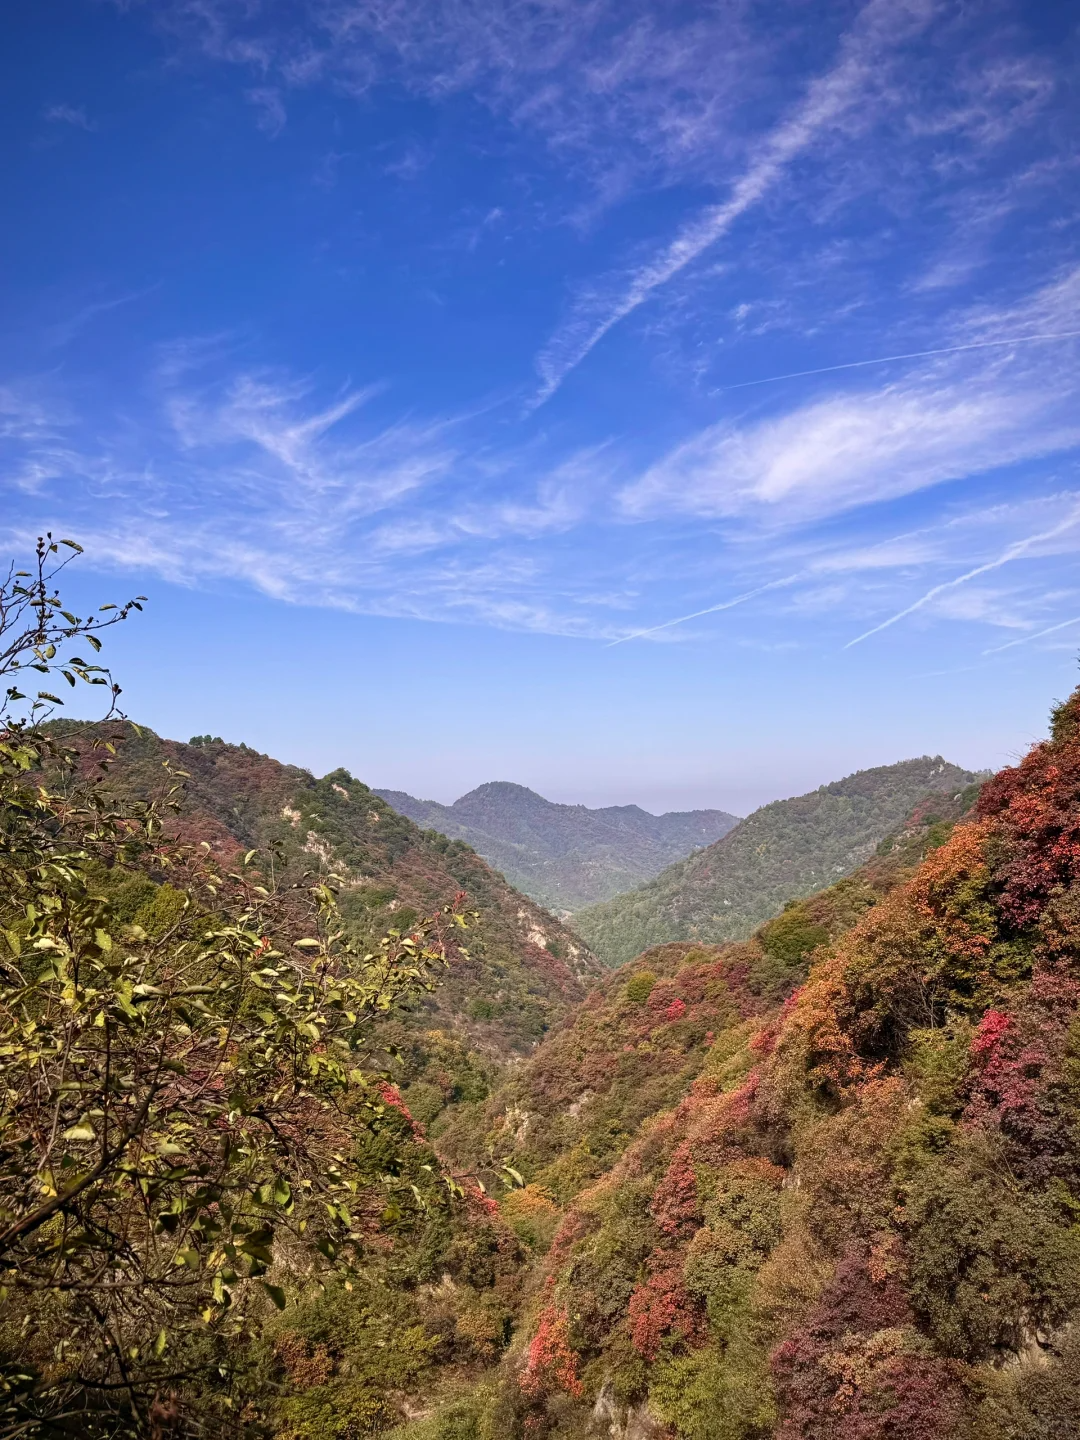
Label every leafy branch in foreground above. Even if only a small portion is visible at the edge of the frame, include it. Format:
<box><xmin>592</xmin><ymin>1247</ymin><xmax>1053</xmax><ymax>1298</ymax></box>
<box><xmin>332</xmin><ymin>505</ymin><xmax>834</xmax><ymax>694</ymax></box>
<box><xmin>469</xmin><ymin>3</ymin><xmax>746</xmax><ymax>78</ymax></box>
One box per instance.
<box><xmin>0</xmin><ymin>534</ymin><xmax>144</xmax><ymax>732</ymax></box>
<box><xmin>0</xmin><ymin>542</ymin><xmax>471</xmax><ymax>1437</ymax></box>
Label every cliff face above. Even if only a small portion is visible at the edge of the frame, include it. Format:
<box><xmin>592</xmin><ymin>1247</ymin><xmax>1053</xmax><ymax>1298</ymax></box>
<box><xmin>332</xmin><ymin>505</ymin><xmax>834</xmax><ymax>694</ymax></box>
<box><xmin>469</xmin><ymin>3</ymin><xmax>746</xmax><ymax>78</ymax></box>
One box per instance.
<box><xmin>375</xmin><ymin>780</ymin><xmax>739</xmax><ymax>912</ymax></box>
<box><xmin>573</xmin><ymin>757</ymin><xmax>982</xmax><ymax>966</ymax></box>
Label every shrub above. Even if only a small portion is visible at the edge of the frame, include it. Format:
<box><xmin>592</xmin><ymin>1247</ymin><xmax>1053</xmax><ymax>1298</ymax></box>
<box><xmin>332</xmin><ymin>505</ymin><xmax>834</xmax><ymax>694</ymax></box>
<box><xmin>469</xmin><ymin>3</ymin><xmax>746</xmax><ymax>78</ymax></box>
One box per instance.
<box><xmin>501</xmin><ymin>1184</ymin><xmax>561</xmax><ymax>1252</ymax></box>
<box><xmin>626</xmin><ymin>971</ymin><xmax>657</xmax><ymax>1004</ymax></box>
<box><xmin>758</xmin><ymin>903</ymin><xmax>830</xmax><ymax>969</ymax></box>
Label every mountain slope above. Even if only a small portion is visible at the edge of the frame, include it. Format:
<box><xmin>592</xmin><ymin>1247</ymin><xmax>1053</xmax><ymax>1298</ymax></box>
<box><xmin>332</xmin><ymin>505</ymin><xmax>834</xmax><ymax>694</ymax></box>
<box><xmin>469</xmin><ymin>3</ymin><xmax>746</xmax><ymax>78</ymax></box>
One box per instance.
<box><xmin>399</xmin><ymin>689</ymin><xmax>1080</xmax><ymax>1440</ymax></box>
<box><xmin>434</xmin><ymin>778</ymin><xmax>984</xmax><ymax>1205</ymax></box>
<box><xmin>61</xmin><ymin>725</ymin><xmax>602</xmax><ymax>1054</ymax></box>
<box><xmin>373</xmin><ymin>780</ymin><xmax>739</xmax><ymax>911</ymax></box>
<box><xmin>573</xmin><ymin>757</ymin><xmax>981</xmax><ymax>966</ymax></box>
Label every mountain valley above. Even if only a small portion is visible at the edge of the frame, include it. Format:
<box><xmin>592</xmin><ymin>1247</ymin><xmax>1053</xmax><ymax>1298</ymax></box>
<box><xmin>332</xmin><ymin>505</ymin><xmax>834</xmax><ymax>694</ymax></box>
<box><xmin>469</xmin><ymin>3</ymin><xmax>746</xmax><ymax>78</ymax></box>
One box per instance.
<box><xmin>67</xmin><ymin>724</ymin><xmax>602</xmax><ymax>1056</ymax></box>
<box><xmin>7</xmin><ymin>671</ymin><xmax>1080</xmax><ymax>1440</ymax></box>
<box><xmin>373</xmin><ymin>782</ymin><xmax>739</xmax><ymax>913</ymax></box>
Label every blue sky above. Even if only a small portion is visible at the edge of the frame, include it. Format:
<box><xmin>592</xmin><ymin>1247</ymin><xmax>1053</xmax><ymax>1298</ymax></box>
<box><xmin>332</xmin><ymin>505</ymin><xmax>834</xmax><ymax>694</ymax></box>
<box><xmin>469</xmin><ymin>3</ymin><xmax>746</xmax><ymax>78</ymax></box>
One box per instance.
<box><xmin>2</xmin><ymin>0</ymin><xmax>1079</xmax><ymax>814</ymax></box>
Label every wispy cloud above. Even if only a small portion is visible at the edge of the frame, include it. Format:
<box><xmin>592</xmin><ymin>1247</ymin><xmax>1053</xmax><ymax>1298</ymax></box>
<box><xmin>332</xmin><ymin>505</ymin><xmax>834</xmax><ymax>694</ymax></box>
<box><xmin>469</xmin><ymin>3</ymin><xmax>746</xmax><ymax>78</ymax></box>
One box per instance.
<box><xmin>44</xmin><ymin>287</ymin><xmax>160</xmax><ymax>349</ymax></box>
<box><xmin>142</xmin><ymin>0</ymin><xmax>763</xmax><ymax>192</ymax></box>
<box><xmin>245</xmin><ymin>87</ymin><xmax>286</xmax><ymax>137</ymax></box>
<box><xmin>0</xmin><ymin>351</ymin><xmax>627</xmax><ymax>635</ymax></box>
<box><xmin>622</xmin><ymin>359</ymin><xmax>1080</xmax><ymax>526</ymax></box>
<box><xmin>159</xmin><ymin>364</ymin><xmax>456</xmax><ymax>529</ymax></box>
<box><xmin>844</xmin><ymin>506</ymin><xmax>1080</xmax><ymax>648</ymax></box>
<box><xmin>711</xmin><ymin>329</ymin><xmax>1080</xmax><ymax>395</ymax></box>
<box><xmin>530</xmin><ymin>0</ymin><xmax>939</xmax><ymax>403</ymax></box>
<box><xmin>44</xmin><ymin>103</ymin><xmax>95</xmax><ymax>130</ymax></box>
<box><xmin>0</xmin><ymin>386</ymin><xmax>65</xmax><ymax>443</ymax></box>
<box><xmin>11</xmin><ymin>0</ymin><xmax>1080</xmax><ymax>659</ymax></box>
<box><xmin>983</xmin><ymin>614</ymin><xmax>1080</xmax><ymax>656</ymax></box>
<box><xmin>605</xmin><ymin>575</ymin><xmax>801</xmax><ymax>646</ymax></box>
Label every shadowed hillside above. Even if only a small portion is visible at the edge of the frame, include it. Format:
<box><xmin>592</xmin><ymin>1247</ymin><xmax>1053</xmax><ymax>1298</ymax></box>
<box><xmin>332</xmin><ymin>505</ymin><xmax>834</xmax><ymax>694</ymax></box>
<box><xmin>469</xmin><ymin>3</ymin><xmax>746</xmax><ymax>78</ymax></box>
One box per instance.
<box><xmin>374</xmin><ymin>780</ymin><xmax>739</xmax><ymax>911</ymax></box>
<box><xmin>573</xmin><ymin>757</ymin><xmax>982</xmax><ymax>966</ymax></box>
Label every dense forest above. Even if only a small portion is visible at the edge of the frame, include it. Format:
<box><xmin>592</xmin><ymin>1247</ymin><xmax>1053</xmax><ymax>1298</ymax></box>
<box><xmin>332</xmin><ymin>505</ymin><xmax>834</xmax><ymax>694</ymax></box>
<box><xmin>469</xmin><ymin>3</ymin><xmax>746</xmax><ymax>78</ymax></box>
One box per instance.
<box><xmin>374</xmin><ymin>783</ymin><xmax>738</xmax><ymax>914</ymax></box>
<box><xmin>573</xmin><ymin>759</ymin><xmax>983</xmax><ymax>966</ymax></box>
<box><xmin>3</xmin><ymin>541</ymin><xmax>1080</xmax><ymax>1439</ymax></box>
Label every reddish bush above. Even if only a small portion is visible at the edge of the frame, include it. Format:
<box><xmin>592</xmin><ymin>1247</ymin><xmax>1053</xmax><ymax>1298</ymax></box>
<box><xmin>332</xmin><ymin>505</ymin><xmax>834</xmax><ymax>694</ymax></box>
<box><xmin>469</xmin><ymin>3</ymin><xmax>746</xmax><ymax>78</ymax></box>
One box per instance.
<box><xmin>963</xmin><ymin>968</ymin><xmax>1080</xmax><ymax>1182</ymax></box>
<box><xmin>376</xmin><ymin>1080</ymin><xmax>424</xmax><ymax>1138</ymax></box>
<box><xmin>628</xmin><ymin>1249</ymin><xmax>705</xmax><ymax>1360</ymax></box>
<box><xmin>772</xmin><ymin>1246</ymin><xmax>969</xmax><ymax>1439</ymax></box>
<box><xmin>651</xmin><ymin>1142</ymin><xmax>700</xmax><ymax>1238</ymax></box>
<box><xmin>970</xmin><ymin>1009</ymin><xmax>1012</xmax><ymax>1058</ymax></box>
<box><xmin>519</xmin><ymin>1305</ymin><xmax>583</xmax><ymax>1399</ymax></box>
<box><xmin>977</xmin><ymin>695</ymin><xmax>1080</xmax><ymax>931</ymax></box>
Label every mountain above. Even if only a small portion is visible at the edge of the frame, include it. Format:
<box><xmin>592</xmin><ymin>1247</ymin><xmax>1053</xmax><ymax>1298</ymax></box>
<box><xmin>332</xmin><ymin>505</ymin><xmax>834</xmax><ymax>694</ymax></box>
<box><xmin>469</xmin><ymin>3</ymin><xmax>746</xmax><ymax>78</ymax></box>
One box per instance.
<box><xmin>59</xmin><ymin>725</ymin><xmax>602</xmax><ymax>1055</ymax></box>
<box><xmin>573</xmin><ymin>756</ymin><xmax>982</xmax><ymax>966</ymax></box>
<box><xmin>388</xmin><ymin>689</ymin><xmax>1080</xmax><ymax>1440</ymax></box>
<box><xmin>435</xmin><ymin>776</ymin><xmax>985</xmax><ymax>1205</ymax></box>
<box><xmin>30</xmin><ymin>690</ymin><xmax>1080</xmax><ymax>1440</ymax></box>
<box><xmin>372</xmin><ymin>780</ymin><xmax>739</xmax><ymax>912</ymax></box>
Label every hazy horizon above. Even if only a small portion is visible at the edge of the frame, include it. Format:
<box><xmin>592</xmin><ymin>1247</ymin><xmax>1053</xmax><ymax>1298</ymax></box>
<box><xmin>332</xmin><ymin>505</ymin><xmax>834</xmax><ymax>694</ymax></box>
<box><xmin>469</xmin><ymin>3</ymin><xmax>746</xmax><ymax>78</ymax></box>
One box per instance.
<box><xmin>3</xmin><ymin>0</ymin><xmax>1078</xmax><ymax>816</ymax></box>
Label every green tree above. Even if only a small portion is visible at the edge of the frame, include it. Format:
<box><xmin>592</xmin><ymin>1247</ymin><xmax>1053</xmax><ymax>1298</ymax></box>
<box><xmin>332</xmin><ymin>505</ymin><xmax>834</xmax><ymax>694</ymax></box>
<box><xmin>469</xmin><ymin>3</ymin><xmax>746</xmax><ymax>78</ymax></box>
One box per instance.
<box><xmin>0</xmin><ymin>539</ymin><xmax>468</xmax><ymax>1436</ymax></box>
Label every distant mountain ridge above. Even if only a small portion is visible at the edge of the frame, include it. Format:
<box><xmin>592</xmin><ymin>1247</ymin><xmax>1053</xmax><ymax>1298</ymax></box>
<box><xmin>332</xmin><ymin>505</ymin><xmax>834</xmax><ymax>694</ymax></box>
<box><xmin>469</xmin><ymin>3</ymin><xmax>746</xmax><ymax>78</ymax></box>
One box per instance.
<box><xmin>57</xmin><ymin>725</ymin><xmax>602</xmax><ymax>1055</ymax></box>
<box><xmin>572</xmin><ymin>756</ymin><xmax>983</xmax><ymax>966</ymax></box>
<box><xmin>373</xmin><ymin>780</ymin><xmax>739</xmax><ymax>912</ymax></box>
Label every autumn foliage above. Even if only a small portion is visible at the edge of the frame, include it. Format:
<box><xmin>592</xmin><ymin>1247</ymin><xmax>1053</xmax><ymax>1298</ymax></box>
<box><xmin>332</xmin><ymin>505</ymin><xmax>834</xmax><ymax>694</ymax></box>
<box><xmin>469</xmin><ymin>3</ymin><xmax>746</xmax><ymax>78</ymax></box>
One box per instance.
<box><xmin>483</xmin><ymin>685</ymin><xmax>1080</xmax><ymax>1440</ymax></box>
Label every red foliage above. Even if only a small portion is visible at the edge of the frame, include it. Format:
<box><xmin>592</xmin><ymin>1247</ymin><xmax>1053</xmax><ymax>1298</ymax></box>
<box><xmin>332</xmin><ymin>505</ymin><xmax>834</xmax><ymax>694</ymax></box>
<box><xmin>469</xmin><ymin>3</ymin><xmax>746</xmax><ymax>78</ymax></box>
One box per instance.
<box><xmin>465</xmin><ymin>1185</ymin><xmax>501</xmax><ymax>1218</ymax></box>
<box><xmin>664</xmin><ymin>998</ymin><xmax>687</xmax><ymax>1022</ymax></box>
<box><xmin>749</xmin><ymin>1021</ymin><xmax>778</xmax><ymax>1057</ymax></box>
<box><xmin>970</xmin><ymin>1009</ymin><xmax>1011</xmax><ymax>1058</ymax></box>
<box><xmin>651</xmin><ymin>1142</ymin><xmax>700</xmax><ymax>1238</ymax></box>
<box><xmin>964</xmin><ymin>968</ymin><xmax>1080</xmax><ymax>1182</ymax></box>
<box><xmin>977</xmin><ymin>698</ymin><xmax>1080</xmax><ymax>931</ymax></box>
<box><xmin>772</xmin><ymin>1246</ymin><xmax>968</xmax><ymax>1439</ymax></box>
<box><xmin>628</xmin><ymin>1249</ymin><xmax>705</xmax><ymax>1361</ymax></box>
<box><xmin>376</xmin><ymin>1081</ymin><xmax>424</xmax><ymax>1138</ymax></box>
<box><xmin>520</xmin><ymin>1306</ymin><xmax>583</xmax><ymax>1399</ymax></box>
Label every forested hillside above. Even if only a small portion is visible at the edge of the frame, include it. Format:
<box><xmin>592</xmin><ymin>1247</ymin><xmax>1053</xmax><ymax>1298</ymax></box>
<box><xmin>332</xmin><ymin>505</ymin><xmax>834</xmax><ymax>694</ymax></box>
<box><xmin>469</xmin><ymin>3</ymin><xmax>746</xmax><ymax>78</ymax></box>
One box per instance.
<box><xmin>62</xmin><ymin>725</ymin><xmax>602</xmax><ymax>1054</ymax></box>
<box><xmin>392</xmin><ymin>686</ymin><xmax>1080</xmax><ymax>1440</ymax></box>
<box><xmin>574</xmin><ymin>758</ymin><xmax>981</xmax><ymax>966</ymax></box>
<box><xmin>374</xmin><ymin>781</ymin><xmax>738</xmax><ymax>912</ymax></box>
<box><xmin>7</xmin><ymin>544</ymin><xmax>1080</xmax><ymax>1440</ymax></box>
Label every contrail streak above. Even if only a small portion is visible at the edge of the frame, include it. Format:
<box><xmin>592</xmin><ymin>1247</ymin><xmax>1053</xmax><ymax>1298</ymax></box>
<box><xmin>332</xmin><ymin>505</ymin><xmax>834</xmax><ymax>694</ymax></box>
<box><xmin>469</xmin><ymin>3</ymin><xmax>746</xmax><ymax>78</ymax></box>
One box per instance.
<box><xmin>606</xmin><ymin>575</ymin><xmax>800</xmax><ymax>647</ymax></box>
<box><xmin>716</xmin><ymin>329</ymin><xmax>1080</xmax><ymax>393</ymax></box>
<box><xmin>531</xmin><ymin>0</ymin><xmax>932</xmax><ymax>408</ymax></box>
<box><xmin>983</xmin><ymin>614</ymin><xmax>1080</xmax><ymax>656</ymax></box>
<box><xmin>844</xmin><ymin>510</ymin><xmax>1080</xmax><ymax>649</ymax></box>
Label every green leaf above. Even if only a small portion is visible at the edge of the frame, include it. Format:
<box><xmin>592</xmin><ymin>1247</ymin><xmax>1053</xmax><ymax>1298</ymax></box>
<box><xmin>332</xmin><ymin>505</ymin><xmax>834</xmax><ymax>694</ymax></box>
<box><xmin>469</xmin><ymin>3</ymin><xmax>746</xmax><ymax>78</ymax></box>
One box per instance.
<box><xmin>261</xmin><ymin>1282</ymin><xmax>287</xmax><ymax>1310</ymax></box>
